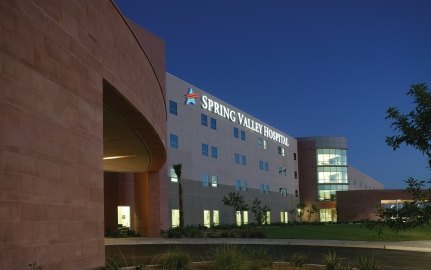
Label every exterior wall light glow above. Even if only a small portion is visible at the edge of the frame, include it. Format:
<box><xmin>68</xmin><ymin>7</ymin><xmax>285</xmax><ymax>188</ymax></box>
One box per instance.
<box><xmin>103</xmin><ymin>155</ymin><xmax>136</xmax><ymax>160</ymax></box>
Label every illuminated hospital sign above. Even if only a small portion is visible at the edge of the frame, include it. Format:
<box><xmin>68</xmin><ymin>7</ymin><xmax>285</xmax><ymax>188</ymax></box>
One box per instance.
<box><xmin>201</xmin><ymin>95</ymin><xmax>289</xmax><ymax>146</ymax></box>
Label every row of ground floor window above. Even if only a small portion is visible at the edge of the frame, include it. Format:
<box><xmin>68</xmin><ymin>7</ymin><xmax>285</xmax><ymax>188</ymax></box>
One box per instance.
<box><xmin>169</xmin><ymin>208</ymin><xmax>337</xmax><ymax>228</ymax></box>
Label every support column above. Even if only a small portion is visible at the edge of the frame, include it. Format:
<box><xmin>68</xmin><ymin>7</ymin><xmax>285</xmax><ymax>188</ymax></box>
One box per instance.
<box><xmin>134</xmin><ymin>172</ymin><xmax>161</xmax><ymax>236</ymax></box>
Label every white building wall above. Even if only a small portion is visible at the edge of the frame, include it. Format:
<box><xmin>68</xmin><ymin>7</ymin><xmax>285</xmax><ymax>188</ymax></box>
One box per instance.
<box><xmin>166</xmin><ymin>73</ymin><xmax>299</xmax><ymax>226</ymax></box>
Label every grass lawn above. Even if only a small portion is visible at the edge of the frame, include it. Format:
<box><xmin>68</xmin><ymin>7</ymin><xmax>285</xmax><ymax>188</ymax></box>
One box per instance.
<box><xmin>263</xmin><ymin>223</ymin><xmax>431</xmax><ymax>241</ymax></box>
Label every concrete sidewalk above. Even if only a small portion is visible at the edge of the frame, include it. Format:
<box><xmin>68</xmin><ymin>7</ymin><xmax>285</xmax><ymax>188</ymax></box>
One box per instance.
<box><xmin>105</xmin><ymin>237</ymin><xmax>431</xmax><ymax>253</ymax></box>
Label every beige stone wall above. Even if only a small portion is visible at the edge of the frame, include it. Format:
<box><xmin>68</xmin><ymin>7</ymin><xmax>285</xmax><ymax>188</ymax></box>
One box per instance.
<box><xmin>0</xmin><ymin>1</ymin><xmax>166</xmax><ymax>269</ymax></box>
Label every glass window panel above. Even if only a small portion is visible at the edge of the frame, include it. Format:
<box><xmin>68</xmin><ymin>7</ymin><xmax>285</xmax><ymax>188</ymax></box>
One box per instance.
<box><xmin>203</xmin><ymin>210</ymin><xmax>211</xmax><ymax>228</ymax></box>
<box><xmin>172</xmin><ymin>209</ymin><xmax>179</xmax><ymax>227</ymax></box>
<box><xmin>213</xmin><ymin>210</ymin><xmax>219</xmax><ymax>226</ymax></box>
<box><xmin>201</xmin><ymin>114</ymin><xmax>208</xmax><ymax>126</ymax></box>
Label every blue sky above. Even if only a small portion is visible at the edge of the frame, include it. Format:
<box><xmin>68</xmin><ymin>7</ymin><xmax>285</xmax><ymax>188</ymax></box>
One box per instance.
<box><xmin>115</xmin><ymin>0</ymin><xmax>431</xmax><ymax>188</ymax></box>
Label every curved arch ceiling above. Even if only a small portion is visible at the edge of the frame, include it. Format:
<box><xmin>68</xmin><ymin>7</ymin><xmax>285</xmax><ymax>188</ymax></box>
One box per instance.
<box><xmin>103</xmin><ymin>105</ymin><xmax>151</xmax><ymax>172</ymax></box>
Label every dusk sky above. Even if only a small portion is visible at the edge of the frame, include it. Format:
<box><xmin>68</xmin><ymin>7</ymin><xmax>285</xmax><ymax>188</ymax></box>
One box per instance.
<box><xmin>115</xmin><ymin>0</ymin><xmax>431</xmax><ymax>189</ymax></box>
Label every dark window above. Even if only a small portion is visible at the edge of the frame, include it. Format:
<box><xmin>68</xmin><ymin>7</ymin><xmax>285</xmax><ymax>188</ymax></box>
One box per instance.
<box><xmin>294</xmin><ymin>171</ymin><xmax>298</xmax><ymax>179</ymax></box>
<box><xmin>211</xmin><ymin>146</ymin><xmax>218</xmax><ymax>159</ymax></box>
<box><xmin>201</xmin><ymin>114</ymin><xmax>208</xmax><ymax>126</ymax></box>
<box><xmin>241</xmin><ymin>155</ymin><xmax>247</xmax><ymax>166</ymax></box>
<box><xmin>240</xmin><ymin>130</ymin><xmax>246</xmax><ymax>141</ymax></box>
<box><xmin>210</xmin><ymin>118</ymin><xmax>217</xmax><ymax>130</ymax></box>
<box><xmin>294</xmin><ymin>152</ymin><xmax>297</xmax><ymax>160</ymax></box>
<box><xmin>170</xmin><ymin>134</ymin><xmax>178</xmax><ymax>149</ymax></box>
<box><xmin>201</xmin><ymin>144</ymin><xmax>209</xmax><ymax>156</ymax></box>
<box><xmin>233</xmin><ymin>127</ymin><xmax>239</xmax><ymax>138</ymax></box>
<box><xmin>169</xmin><ymin>100</ymin><xmax>177</xmax><ymax>115</ymax></box>
<box><xmin>234</xmin><ymin>153</ymin><xmax>240</xmax><ymax>164</ymax></box>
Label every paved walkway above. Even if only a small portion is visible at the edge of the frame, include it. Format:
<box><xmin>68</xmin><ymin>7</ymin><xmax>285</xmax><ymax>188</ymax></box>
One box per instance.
<box><xmin>105</xmin><ymin>237</ymin><xmax>431</xmax><ymax>253</ymax></box>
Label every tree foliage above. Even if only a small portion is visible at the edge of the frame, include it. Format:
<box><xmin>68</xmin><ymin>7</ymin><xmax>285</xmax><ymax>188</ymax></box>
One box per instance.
<box><xmin>385</xmin><ymin>83</ymin><xmax>431</xmax><ymax>168</ymax></box>
<box><xmin>222</xmin><ymin>191</ymin><xmax>249</xmax><ymax>224</ymax></box>
<box><xmin>173</xmin><ymin>163</ymin><xmax>184</xmax><ymax>228</ymax></box>
<box><xmin>250</xmin><ymin>198</ymin><xmax>270</xmax><ymax>225</ymax></box>
<box><xmin>369</xmin><ymin>83</ymin><xmax>431</xmax><ymax>235</ymax></box>
<box><xmin>306</xmin><ymin>203</ymin><xmax>320</xmax><ymax>222</ymax></box>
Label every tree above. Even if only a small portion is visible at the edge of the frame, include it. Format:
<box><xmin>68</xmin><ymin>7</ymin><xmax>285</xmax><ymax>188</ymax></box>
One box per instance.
<box><xmin>306</xmin><ymin>203</ymin><xmax>319</xmax><ymax>222</ymax></box>
<box><xmin>173</xmin><ymin>163</ymin><xmax>184</xmax><ymax>228</ymax></box>
<box><xmin>250</xmin><ymin>198</ymin><xmax>270</xmax><ymax>225</ymax></box>
<box><xmin>370</xmin><ymin>83</ymin><xmax>431</xmax><ymax>234</ymax></box>
<box><xmin>296</xmin><ymin>202</ymin><xmax>306</xmax><ymax>221</ymax></box>
<box><xmin>222</xmin><ymin>191</ymin><xmax>249</xmax><ymax>225</ymax></box>
<box><xmin>385</xmin><ymin>83</ymin><xmax>431</xmax><ymax>168</ymax></box>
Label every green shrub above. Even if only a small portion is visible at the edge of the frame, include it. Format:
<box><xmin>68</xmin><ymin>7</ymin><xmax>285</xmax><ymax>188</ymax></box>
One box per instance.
<box><xmin>357</xmin><ymin>255</ymin><xmax>381</xmax><ymax>270</ymax></box>
<box><xmin>212</xmin><ymin>245</ymin><xmax>244</xmax><ymax>270</ymax></box>
<box><xmin>323</xmin><ymin>250</ymin><xmax>340</xmax><ymax>270</ymax></box>
<box><xmin>157</xmin><ymin>249</ymin><xmax>191</xmax><ymax>270</ymax></box>
<box><xmin>290</xmin><ymin>252</ymin><xmax>308</xmax><ymax>267</ymax></box>
<box><xmin>247</xmin><ymin>247</ymin><xmax>273</xmax><ymax>269</ymax></box>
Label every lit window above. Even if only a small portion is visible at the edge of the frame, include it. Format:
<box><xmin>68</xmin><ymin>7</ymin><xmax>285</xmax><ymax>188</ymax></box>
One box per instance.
<box><xmin>210</xmin><ymin>118</ymin><xmax>217</xmax><ymax>130</ymax></box>
<box><xmin>317</xmin><ymin>149</ymin><xmax>347</xmax><ymax>166</ymax></box>
<box><xmin>170</xmin><ymin>168</ymin><xmax>178</xmax><ymax>182</ymax></box>
<box><xmin>233</xmin><ymin>127</ymin><xmax>239</xmax><ymax>138</ymax></box>
<box><xmin>278</xmin><ymin>146</ymin><xmax>285</xmax><ymax>156</ymax></box>
<box><xmin>237</xmin><ymin>211</ymin><xmax>248</xmax><ymax>225</ymax></box>
<box><xmin>258</xmin><ymin>138</ymin><xmax>267</xmax><ymax>149</ymax></box>
<box><xmin>211</xmin><ymin>176</ymin><xmax>218</xmax><ymax>188</ymax></box>
<box><xmin>240</xmin><ymin>130</ymin><xmax>246</xmax><ymax>141</ymax></box>
<box><xmin>170</xmin><ymin>134</ymin><xmax>178</xmax><ymax>149</ymax></box>
<box><xmin>213</xmin><ymin>210</ymin><xmax>219</xmax><ymax>226</ymax></box>
<box><xmin>201</xmin><ymin>114</ymin><xmax>208</xmax><ymax>126</ymax></box>
<box><xmin>202</xmin><ymin>144</ymin><xmax>209</xmax><ymax>156</ymax></box>
<box><xmin>203</xmin><ymin>210</ymin><xmax>211</xmax><ymax>228</ymax></box>
<box><xmin>202</xmin><ymin>173</ymin><xmax>209</xmax><ymax>187</ymax></box>
<box><xmin>169</xmin><ymin>100</ymin><xmax>177</xmax><ymax>115</ymax></box>
<box><xmin>280</xmin><ymin>211</ymin><xmax>288</xmax><ymax>224</ymax></box>
<box><xmin>265</xmin><ymin>211</ymin><xmax>271</xmax><ymax>225</ymax></box>
<box><xmin>211</xmin><ymin>146</ymin><xmax>218</xmax><ymax>159</ymax></box>
<box><xmin>171</xmin><ymin>209</ymin><xmax>179</xmax><ymax>228</ymax></box>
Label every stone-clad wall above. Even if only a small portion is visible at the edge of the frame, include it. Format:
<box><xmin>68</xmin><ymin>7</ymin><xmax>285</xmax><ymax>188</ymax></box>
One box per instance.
<box><xmin>0</xmin><ymin>1</ymin><xmax>166</xmax><ymax>269</ymax></box>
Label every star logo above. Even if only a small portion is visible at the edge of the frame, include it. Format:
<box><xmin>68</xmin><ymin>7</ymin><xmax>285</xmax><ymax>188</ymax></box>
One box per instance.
<box><xmin>185</xmin><ymin>88</ymin><xmax>199</xmax><ymax>105</ymax></box>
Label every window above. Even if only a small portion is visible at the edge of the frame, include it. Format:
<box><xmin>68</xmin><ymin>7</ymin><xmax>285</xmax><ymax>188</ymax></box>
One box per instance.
<box><xmin>294</xmin><ymin>152</ymin><xmax>297</xmax><ymax>160</ymax></box>
<box><xmin>203</xmin><ymin>210</ymin><xmax>211</xmax><ymax>228</ymax></box>
<box><xmin>211</xmin><ymin>146</ymin><xmax>218</xmax><ymax>159</ymax></box>
<box><xmin>170</xmin><ymin>134</ymin><xmax>178</xmax><ymax>149</ymax></box>
<box><xmin>260</xmin><ymin>184</ymin><xmax>269</xmax><ymax>194</ymax></box>
<box><xmin>240</xmin><ymin>130</ymin><xmax>246</xmax><ymax>141</ymax></box>
<box><xmin>202</xmin><ymin>173</ymin><xmax>209</xmax><ymax>187</ymax></box>
<box><xmin>169</xmin><ymin>100</ymin><xmax>177</xmax><ymax>115</ymax></box>
<box><xmin>317</xmin><ymin>167</ymin><xmax>348</xmax><ymax>183</ymax></box>
<box><xmin>278</xmin><ymin>146</ymin><xmax>285</xmax><ymax>156</ymax></box>
<box><xmin>236</xmin><ymin>211</ymin><xmax>248</xmax><ymax>226</ymax></box>
<box><xmin>317</xmin><ymin>149</ymin><xmax>347</xmax><ymax>166</ymax></box>
<box><xmin>213</xmin><ymin>210</ymin><xmax>219</xmax><ymax>226</ymax></box>
<box><xmin>279</xmin><ymin>188</ymin><xmax>288</xmax><ymax>196</ymax></box>
<box><xmin>235</xmin><ymin>179</ymin><xmax>247</xmax><ymax>191</ymax></box>
<box><xmin>210</xmin><ymin>117</ymin><xmax>217</xmax><ymax>130</ymax></box>
<box><xmin>201</xmin><ymin>114</ymin><xmax>208</xmax><ymax>126</ymax></box>
<box><xmin>241</xmin><ymin>155</ymin><xmax>247</xmax><ymax>166</ymax></box>
<box><xmin>259</xmin><ymin>161</ymin><xmax>268</xmax><ymax>171</ymax></box>
<box><xmin>280</xmin><ymin>211</ymin><xmax>288</xmax><ymax>224</ymax></box>
<box><xmin>258</xmin><ymin>138</ymin><xmax>267</xmax><ymax>149</ymax></box>
<box><xmin>211</xmin><ymin>176</ymin><xmax>218</xmax><ymax>188</ymax></box>
<box><xmin>202</xmin><ymin>143</ymin><xmax>209</xmax><ymax>156</ymax></box>
<box><xmin>295</xmin><ymin>189</ymin><xmax>298</xmax><ymax>197</ymax></box>
<box><xmin>171</xmin><ymin>209</ymin><xmax>179</xmax><ymax>228</ymax></box>
<box><xmin>294</xmin><ymin>171</ymin><xmax>298</xmax><ymax>179</ymax></box>
<box><xmin>317</xmin><ymin>184</ymin><xmax>348</xmax><ymax>201</ymax></box>
<box><xmin>278</xmin><ymin>166</ymin><xmax>287</xmax><ymax>176</ymax></box>
<box><xmin>233</xmin><ymin>127</ymin><xmax>239</xmax><ymax>138</ymax></box>
<box><xmin>170</xmin><ymin>168</ymin><xmax>178</xmax><ymax>182</ymax></box>
<box><xmin>265</xmin><ymin>211</ymin><xmax>271</xmax><ymax>225</ymax></box>
<box><xmin>234</xmin><ymin>153</ymin><xmax>240</xmax><ymax>164</ymax></box>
